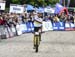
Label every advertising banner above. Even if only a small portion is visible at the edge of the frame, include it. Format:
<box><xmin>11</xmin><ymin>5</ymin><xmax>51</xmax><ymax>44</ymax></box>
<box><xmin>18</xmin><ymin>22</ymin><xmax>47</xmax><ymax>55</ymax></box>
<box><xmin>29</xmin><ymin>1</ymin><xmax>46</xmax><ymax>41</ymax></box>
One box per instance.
<box><xmin>9</xmin><ymin>4</ymin><xmax>24</xmax><ymax>13</ymax></box>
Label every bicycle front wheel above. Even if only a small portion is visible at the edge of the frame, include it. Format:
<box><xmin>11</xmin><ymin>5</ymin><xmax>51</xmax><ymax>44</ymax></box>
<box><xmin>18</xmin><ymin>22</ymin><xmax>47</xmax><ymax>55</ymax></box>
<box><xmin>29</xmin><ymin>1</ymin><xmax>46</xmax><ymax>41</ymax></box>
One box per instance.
<box><xmin>35</xmin><ymin>35</ymin><xmax>39</xmax><ymax>52</ymax></box>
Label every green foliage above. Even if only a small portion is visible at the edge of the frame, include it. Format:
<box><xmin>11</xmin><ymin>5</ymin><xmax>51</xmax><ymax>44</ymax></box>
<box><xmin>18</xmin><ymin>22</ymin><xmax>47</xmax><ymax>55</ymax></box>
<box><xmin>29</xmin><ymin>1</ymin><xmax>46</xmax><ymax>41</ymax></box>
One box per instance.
<box><xmin>6</xmin><ymin>0</ymin><xmax>59</xmax><ymax>7</ymax></box>
<box><xmin>11</xmin><ymin>0</ymin><xmax>20</xmax><ymax>4</ymax></box>
<box><xmin>36</xmin><ymin>0</ymin><xmax>59</xmax><ymax>6</ymax></box>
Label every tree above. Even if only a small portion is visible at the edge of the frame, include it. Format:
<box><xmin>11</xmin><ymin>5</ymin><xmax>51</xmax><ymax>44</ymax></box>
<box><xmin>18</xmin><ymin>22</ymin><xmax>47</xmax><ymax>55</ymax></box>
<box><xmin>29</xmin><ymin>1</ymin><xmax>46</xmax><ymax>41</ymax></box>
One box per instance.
<box><xmin>11</xmin><ymin>0</ymin><xmax>20</xmax><ymax>4</ymax></box>
<box><xmin>6</xmin><ymin>0</ymin><xmax>59</xmax><ymax>7</ymax></box>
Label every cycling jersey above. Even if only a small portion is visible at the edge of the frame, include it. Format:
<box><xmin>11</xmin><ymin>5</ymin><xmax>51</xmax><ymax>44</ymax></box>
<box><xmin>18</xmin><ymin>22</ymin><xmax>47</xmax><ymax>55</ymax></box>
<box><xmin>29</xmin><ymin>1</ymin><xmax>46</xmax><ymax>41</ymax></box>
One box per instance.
<box><xmin>34</xmin><ymin>15</ymin><xmax>42</xmax><ymax>27</ymax></box>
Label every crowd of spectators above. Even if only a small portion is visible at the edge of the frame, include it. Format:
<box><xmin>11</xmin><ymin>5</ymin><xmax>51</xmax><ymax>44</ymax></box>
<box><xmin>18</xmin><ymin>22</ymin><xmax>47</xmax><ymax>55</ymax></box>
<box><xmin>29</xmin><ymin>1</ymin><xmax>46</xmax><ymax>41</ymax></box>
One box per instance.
<box><xmin>0</xmin><ymin>11</ymin><xmax>75</xmax><ymax>26</ymax></box>
<box><xmin>44</xmin><ymin>12</ymin><xmax>75</xmax><ymax>24</ymax></box>
<box><xmin>0</xmin><ymin>10</ymin><xmax>75</xmax><ymax>38</ymax></box>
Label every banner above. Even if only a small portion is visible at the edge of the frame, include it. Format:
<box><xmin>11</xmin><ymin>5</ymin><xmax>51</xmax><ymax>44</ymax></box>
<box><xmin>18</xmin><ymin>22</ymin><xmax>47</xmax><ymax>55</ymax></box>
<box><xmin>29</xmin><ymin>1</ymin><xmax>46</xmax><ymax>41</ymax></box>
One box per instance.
<box><xmin>65</xmin><ymin>22</ymin><xmax>71</xmax><ymax>31</ymax></box>
<box><xmin>26</xmin><ymin>22</ymin><xmax>33</xmax><ymax>32</ymax></box>
<box><xmin>0</xmin><ymin>2</ymin><xmax>5</xmax><ymax>10</ymax></box>
<box><xmin>42</xmin><ymin>21</ymin><xmax>53</xmax><ymax>31</ymax></box>
<box><xmin>16</xmin><ymin>24</ymin><xmax>22</xmax><ymax>35</ymax></box>
<box><xmin>53</xmin><ymin>22</ymin><xmax>65</xmax><ymax>31</ymax></box>
<box><xmin>70</xmin><ymin>23</ymin><xmax>75</xmax><ymax>30</ymax></box>
<box><xmin>60</xmin><ymin>0</ymin><xmax>63</xmax><ymax>4</ymax></box>
<box><xmin>53</xmin><ymin>22</ymin><xmax>59</xmax><ymax>30</ymax></box>
<box><xmin>44</xmin><ymin>7</ymin><xmax>55</xmax><ymax>13</ymax></box>
<box><xmin>20</xmin><ymin>23</ymin><xmax>28</xmax><ymax>33</ymax></box>
<box><xmin>9</xmin><ymin>4</ymin><xmax>24</xmax><ymax>13</ymax></box>
<box><xmin>58</xmin><ymin>22</ymin><xmax>65</xmax><ymax>30</ymax></box>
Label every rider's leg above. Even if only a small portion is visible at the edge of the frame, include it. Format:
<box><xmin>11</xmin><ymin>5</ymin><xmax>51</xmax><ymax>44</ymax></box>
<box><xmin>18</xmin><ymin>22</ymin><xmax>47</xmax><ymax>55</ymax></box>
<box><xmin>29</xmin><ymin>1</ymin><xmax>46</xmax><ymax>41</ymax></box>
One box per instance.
<box><xmin>33</xmin><ymin>34</ymin><xmax>36</xmax><ymax>49</ymax></box>
<box><xmin>39</xmin><ymin>27</ymin><xmax>42</xmax><ymax>41</ymax></box>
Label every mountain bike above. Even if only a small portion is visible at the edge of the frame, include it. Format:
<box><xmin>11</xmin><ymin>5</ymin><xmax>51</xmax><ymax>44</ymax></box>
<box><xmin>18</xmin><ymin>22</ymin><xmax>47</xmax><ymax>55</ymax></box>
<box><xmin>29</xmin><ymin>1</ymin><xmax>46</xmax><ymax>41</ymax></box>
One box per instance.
<box><xmin>33</xmin><ymin>32</ymin><xmax>41</xmax><ymax>52</ymax></box>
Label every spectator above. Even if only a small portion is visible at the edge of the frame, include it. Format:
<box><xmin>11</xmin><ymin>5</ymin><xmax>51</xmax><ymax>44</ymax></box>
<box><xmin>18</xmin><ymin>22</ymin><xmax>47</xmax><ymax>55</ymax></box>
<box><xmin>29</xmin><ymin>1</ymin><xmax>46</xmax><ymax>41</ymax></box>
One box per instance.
<box><xmin>53</xmin><ymin>15</ymin><xmax>60</xmax><ymax>22</ymax></box>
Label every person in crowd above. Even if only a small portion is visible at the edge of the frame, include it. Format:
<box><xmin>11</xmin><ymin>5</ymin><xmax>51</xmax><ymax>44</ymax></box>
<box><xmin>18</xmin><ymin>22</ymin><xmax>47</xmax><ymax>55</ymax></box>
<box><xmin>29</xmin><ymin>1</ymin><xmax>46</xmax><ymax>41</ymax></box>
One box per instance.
<box><xmin>48</xmin><ymin>15</ymin><xmax>54</xmax><ymax>22</ymax></box>
<box><xmin>0</xmin><ymin>15</ymin><xmax>6</xmax><ymax>25</ymax></box>
<box><xmin>28</xmin><ymin>12</ymin><xmax>32</xmax><ymax>22</ymax></box>
<box><xmin>53</xmin><ymin>14</ymin><xmax>60</xmax><ymax>22</ymax></box>
<box><xmin>21</xmin><ymin>13</ymin><xmax>26</xmax><ymax>23</ymax></box>
<box><xmin>29</xmin><ymin>12</ymin><xmax>34</xmax><ymax>23</ymax></box>
<box><xmin>43</xmin><ymin>16</ymin><xmax>49</xmax><ymax>21</ymax></box>
<box><xmin>70</xmin><ymin>15</ymin><xmax>74</xmax><ymax>24</ymax></box>
<box><xmin>0</xmin><ymin>15</ymin><xmax>6</xmax><ymax>39</ymax></box>
<box><xmin>73</xmin><ymin>13</ymin><xmax>75</xmax><ymax>25</ymax></box>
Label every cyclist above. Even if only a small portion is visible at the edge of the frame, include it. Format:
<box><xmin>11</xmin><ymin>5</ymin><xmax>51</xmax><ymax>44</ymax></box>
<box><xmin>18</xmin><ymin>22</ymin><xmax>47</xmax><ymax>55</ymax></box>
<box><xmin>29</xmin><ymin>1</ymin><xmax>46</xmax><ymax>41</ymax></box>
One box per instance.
<box><xmin>33</xmin><ymin>12</ymin><xmax>43</xmax><ymax>49</ymax></box>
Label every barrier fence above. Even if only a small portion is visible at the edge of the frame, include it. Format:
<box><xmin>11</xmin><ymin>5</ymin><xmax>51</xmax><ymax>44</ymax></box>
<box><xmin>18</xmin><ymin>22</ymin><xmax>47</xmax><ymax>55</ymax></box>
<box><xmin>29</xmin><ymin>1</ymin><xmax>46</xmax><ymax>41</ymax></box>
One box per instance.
<box><xmin>0</xmin><ymin>21</ymin><xmax>75</xmax><ymax>39</ymax></box>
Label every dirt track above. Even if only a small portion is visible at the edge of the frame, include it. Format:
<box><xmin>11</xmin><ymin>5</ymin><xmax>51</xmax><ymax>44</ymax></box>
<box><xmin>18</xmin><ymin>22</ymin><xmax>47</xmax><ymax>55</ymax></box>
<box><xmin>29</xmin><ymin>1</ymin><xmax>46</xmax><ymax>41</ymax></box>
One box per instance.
<box><xmin>0</xmin><ymin>31</ymin><xmax>75</xmax><ymax>57</ymax></box>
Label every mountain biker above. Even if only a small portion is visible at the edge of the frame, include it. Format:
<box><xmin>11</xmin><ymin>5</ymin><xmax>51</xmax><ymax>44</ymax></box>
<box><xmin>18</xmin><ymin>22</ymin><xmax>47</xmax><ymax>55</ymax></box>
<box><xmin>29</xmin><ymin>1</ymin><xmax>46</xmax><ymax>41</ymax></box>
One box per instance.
<box><xmin>33</xmin><ymin>12</ymin><xmax>43</xmax><ymax>48</ymax></box>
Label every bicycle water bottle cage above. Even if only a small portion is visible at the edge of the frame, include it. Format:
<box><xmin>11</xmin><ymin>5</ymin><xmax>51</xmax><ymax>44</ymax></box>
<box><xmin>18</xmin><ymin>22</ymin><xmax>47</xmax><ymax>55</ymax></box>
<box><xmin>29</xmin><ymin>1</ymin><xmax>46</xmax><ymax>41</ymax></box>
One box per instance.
<box><xmin>35</xmin><ymin>32</ymin><xmax>39</xmax><ymax>35</ymax></box>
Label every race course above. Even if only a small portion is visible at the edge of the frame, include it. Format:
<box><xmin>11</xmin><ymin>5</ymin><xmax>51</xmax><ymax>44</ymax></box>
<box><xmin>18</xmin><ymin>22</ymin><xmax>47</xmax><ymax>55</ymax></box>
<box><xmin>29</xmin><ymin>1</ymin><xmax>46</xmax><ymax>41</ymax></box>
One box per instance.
<box><xmin>0</xmin><ymin>31</ymin><xmax>75</xmax><ymax>57</ymax></box>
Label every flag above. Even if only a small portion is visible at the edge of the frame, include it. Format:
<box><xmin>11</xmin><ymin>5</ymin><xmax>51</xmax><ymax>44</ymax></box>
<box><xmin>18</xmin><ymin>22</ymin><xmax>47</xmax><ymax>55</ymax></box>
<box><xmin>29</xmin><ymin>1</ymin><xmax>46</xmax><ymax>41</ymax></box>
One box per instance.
<box><xmin>54</xmin><ymin>3</ymin><xmax>63</xmax><ymax>14</ymax></box>
<box><xmin>59</xmin><ymin>0</ymin><xmax>63</xmax><ymax>4</ymax></box>
<box><xmin>67</xmin><ymin>0</ymin><xmax>70</xmax><ymax>7</ymax></box>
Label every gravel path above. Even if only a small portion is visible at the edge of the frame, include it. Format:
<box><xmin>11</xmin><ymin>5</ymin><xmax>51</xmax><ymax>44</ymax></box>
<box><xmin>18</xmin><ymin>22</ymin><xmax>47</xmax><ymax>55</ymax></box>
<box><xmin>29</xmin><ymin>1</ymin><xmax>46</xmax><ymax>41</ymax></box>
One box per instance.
<box><xmin>0</xmin><ymin>31</ymin><xmax>75</xmax><ymax>57</ymax></box>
